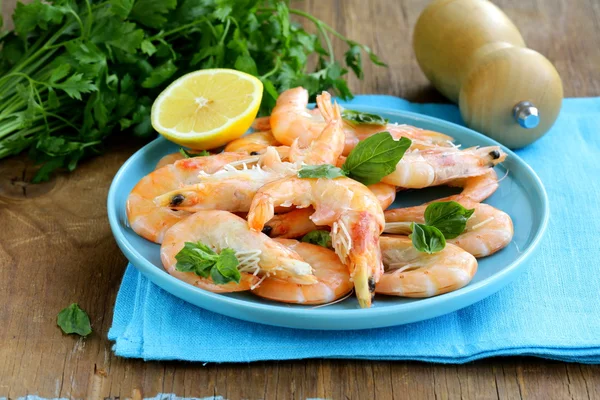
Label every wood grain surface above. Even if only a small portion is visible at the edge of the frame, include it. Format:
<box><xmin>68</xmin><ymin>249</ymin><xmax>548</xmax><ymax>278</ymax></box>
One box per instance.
<box><xmin>1</xmin><ymin>0</ymin><xmax>599</xmax><ymax>399</ymax></box>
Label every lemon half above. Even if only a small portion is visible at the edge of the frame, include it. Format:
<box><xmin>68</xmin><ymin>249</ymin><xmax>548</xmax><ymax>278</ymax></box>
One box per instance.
<box><xmin>151</xmin><ymin>69</ymin><xmax>263</xmax><ymax>149</ymax></box>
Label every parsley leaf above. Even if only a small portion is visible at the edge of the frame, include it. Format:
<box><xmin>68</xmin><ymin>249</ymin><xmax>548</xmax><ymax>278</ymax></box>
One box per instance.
<box><xmin>410</xmin><ymin>223</ymin><xmax>446</xmax><ymax>254</ymax></box>
<box><xmin>130</xmin><ymin>0</ymin><xmax>177</xmax><ymax>28</ymax></box>
<box><xmin>424</xmin><ymin>201</ymin><xmax>475</xmax><ymax>239</ymax></box>
<box><xmin>13</xmin><ymin>0</ymin><xmax>66</xmax><ymax>37</ymax></box>
<box><xmin>140</xmin><ymin>40</ymin><xmax>157</xmax><ymax>56</ymax></box>
<box><xmin>110</xmin><ymin>0</ymin><xmax>134</xmax><ymax>19</ymax></box>
<box><xmin>142</xmin><ymin>60</ymin><xmax>177</xmax><ymax>89</ymax></box>
<box><xmin>342</xmin><ymin>132</ymin><xmax>411</xmax><ymax>185</ymax></box>
<box><xmin>298</xmin><ymin>164</ymin><xmax>346</xmax><ymax>179</ymax></box>
<box><xmin>57</xmin><ymin>303</ymin><xmax>92</xmax><ymax>337</ymax></box>
<box><xmin>56</xmin><ymin>74</ymin><xmax>98</xmax><ymax>100</ymax></box>
<box><xmin>301</xmin><ymin>230</ymin><xmax>332</xmax><ymax>248</ymax></box>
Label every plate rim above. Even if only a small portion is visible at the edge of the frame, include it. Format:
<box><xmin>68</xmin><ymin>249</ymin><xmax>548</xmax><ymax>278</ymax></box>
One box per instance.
<box><xmin>107</xmin><ymin>106</ymin><xmax>550</xmax><ymax>329</ymax></box>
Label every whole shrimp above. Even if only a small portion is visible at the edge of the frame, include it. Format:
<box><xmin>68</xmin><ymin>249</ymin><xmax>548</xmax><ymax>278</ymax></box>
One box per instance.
<box><xmin>252</xmin><ymin>239</ymin><xmax>353</xmax><ymax>304</ymax></box>
<box><xmin>161</xmin><ymin>210</ymin><xmax>318</xmax><ymax>288</ymax></box>
<box><xmin>153</xmin><ymin>147</ymin><xmax>296</xmax><ymax>212</ymax></box>
<box><xmin>288</xmin><ymin>91</ymin><xmax>345</xmax><ymax>166</ymax></box>
<box><xmin>247</xmin><ymin>176</ymin><xmax>384</xmax><ymax>308</ymax></box>
<box><xmin>380</xmin><ymin>146</ymin><xmax>506</xmax><ymax>188</ymax></box>
<box><xmin>376</xmin><ymin>236</ymin><xmax>478</xmax><ymax>297</ymax></box>
<box><xmin>127</xmin><ymin>152</ymin><xmax>253</xmax><ymax>243</ymax></box>
<box><xmin>427</xmin><ymin>169</ymin><xmax>499</xmax><ymax>203</ymax></box>
<box><xmin>384</xmin><ymin>198</ymin><xmax>514</xmax><ymax>258</ymax></box>
<box><xmin>263</xmin><ymin>182</ymin><xmax>396</xmax><ymax>239</ymax></box>
<box><xmin>270</xmin><ymin>87</ymin><xmax>455</xmax><ymax>154</ymax></box>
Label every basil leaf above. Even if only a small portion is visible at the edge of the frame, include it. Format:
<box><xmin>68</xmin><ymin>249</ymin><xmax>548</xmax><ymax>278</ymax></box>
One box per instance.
<box><xmin>297</xmin><ymin>164</ymin><xmax>346</xmax><ymax>179</ymax></box>
<box><xmin>424</xmin><ymin>201</ymin><xmax>475</xmax><ymax>239</ymax></box>
<box><xmin>175</xmin><ymin>242</ymin><xmax>242</xmax><ymax>284</ymax></box>
<box><xmin>301</xmin><ymin>230</ymin><xmax>332</xmax><ymax>248</ymax></box>
<box><xmin>179</xmin><ymin>148</ymin><xmax>210</xmax><ymax>158</ymax></box>
<box><xmin>57</xmin><ymin>303</ymin><xmax>92</xmax><ymax>337</ymax></box>
<box><xmin>342</xmin><ymin>132</ymin><xmax>411</xmax><ymax>185</ymax></box>
<box><xmin>342</xmin><ymin>109</ymin><xmax>388</xmax><ymax>125</ymax></box>
<box><xmin>411</xmin><ymin>223</ymin><xmax>446</xmax><ymax>254</ymax></box>
<box><xmin>213</xmin><ymin>248</ymin><xmax>241</xmax><ymax>284</ymax></box>
<box><xmin>175</xmin><ymin>241</ymin><xmax>219</xmax><ymax>277</ymax></box>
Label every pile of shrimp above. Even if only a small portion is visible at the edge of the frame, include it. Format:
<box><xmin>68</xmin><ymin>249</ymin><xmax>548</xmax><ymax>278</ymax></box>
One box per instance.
<box><xmin>127</xmin><ymin>87</ymin><xmax>513</xmax><ymax>308</ymax></box>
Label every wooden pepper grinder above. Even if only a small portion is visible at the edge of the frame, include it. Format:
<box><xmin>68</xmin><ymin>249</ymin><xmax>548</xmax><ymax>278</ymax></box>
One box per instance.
<box><xmin>413</xmin><ymin>0</ymin><xmax>563</xmax><ymax>148</ymax></box>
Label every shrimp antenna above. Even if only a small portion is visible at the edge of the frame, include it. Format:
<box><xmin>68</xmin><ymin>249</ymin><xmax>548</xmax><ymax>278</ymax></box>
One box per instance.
<box><xmin>311</xmin><ymin>289</ymin><xmax>355</xmax><ymax>309</ymax></box>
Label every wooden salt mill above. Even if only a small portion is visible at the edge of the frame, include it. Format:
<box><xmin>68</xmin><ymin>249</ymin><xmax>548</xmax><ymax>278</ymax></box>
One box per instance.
<box><xmin>413</xmin><ymin>0</ymin><xmax>563</xmax><ymax>148</ymax></box>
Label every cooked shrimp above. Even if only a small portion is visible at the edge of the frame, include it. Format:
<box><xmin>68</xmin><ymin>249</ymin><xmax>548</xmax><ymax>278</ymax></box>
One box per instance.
<box><xmin>376</xmin><ymin>236</ymin><xmax>478</xmax><ymax>297</ymax></box>
<box><xmin>263</xmin><ymin>182</ymin><xmax>396</xmax><ymax>239</ymax></box>
<box><xmin>127</xmin><ymin>152</ymin><xmax>253</xmax><ymax>243</ymax></box>
<box><xmin>224</xmin><ymin>131</ymin><xmax>280</xmax><ymax>154</ymax></box>
<box><xmin>270</xmin><ymin>87</ymin><xmax>455</xmax><ymax>155</ymax></box>
<box><xmin>369</xmin><ymin>182</ymin><xmax>397</xmax><ymax>209</ymax></box>
<box><xmin>353</xmin><ymin>123</ymin><xmax>455</xmax><ymax>150</ymax></box>
<box><xmin>252</xmin><ymin>116</ymin><xmax>271</xmax><ymax>131</ymax></box>
<box><xmin>155</xmin><ymin>152</ymin><xmax>185</xmax><ymax>169</ymax></box>
<box><xmin>288</xmin><ymin>92</ymin><xmax>345</xmax><ymax>165</ymax></box>
<box><xmin>262</xmin><ymin>208</ymin><xmax>321</xmax><ymax>239</ymax></box>
<box><xmin>384</xmin><ymin>198</ymin><xmax>513</xmax><ymax>258</ymax></box>
<box><xmin>252</xmin><ymin>239</ymin><xmax>353</xmax><ymax>304</ymax></box>
<box><xmin>381</xmin><ymin>146</ymin><xmax>506</xmax><ymax>188</ymax></box>
<box><xmin>153</xmin><ymin>147</ymin><xmax>296</xmax><ymax>212</ymax></box>
<box><xmin>430</xmin><ymin>169</ymin><xmax>499</xmax><ymax>203</ymax></box>
<box><xmin>161</xmin><ymin>211</ymin><xmax>317</xmax><ymax>287</ymax></box>
<box><xmin>247</xmin><ymin>176</ymin><xmax>384</xmax><ymax>308</ymax></box>
<box><xmin>270</xmin><ymin>87</ymin><xmax>342</xmax><ymax>149</ymax></box>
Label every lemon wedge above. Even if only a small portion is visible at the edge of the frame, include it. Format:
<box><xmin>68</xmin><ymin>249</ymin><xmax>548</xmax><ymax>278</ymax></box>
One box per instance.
<box><xmin>151</xmin><ymin>69</ymin><xmax>263</xmax><ymax>149</ymax></box>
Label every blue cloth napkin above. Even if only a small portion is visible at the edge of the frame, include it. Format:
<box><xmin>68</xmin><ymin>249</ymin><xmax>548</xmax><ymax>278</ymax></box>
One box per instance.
<box><xmin>109</xmin><ymin>96</ymin><xmax>600</xmax><ymax>363</ymax></box>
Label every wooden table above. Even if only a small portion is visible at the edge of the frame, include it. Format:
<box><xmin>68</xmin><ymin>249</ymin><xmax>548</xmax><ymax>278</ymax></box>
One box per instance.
<box><xmin>1</xmin><ymin>0</ymin><xmax>599</xmax><ymax>398</ymax></box>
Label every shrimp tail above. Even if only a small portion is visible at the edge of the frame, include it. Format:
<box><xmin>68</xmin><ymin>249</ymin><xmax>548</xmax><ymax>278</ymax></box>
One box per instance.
<box><xmin>247</xmin><ymin>193</ymin><xmax>275</xmax><ymax>232</ymax></box>
<box><xmin>334</xmin><ymin>211</ymin><xmax>384</xmax><ymax>308</ymax></box>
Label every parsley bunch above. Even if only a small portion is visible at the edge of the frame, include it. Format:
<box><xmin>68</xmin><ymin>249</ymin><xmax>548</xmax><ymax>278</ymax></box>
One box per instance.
<box><xmin>0</xmin><ymin>0</ymin><xmax>385</xmax><ymax>182</ymax></box>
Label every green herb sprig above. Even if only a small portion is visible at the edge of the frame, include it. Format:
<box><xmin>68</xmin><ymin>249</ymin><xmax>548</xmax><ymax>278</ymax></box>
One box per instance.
<box><xmin>410</xmin><ymin>201</ymin><xmax>475</xmax><ymax>253</ymax></box>
<box><xmin>175</xmin><ymin>241</ymin><xmax>241</xmax><ymax>284</ymax></box>
<box><xmin>0</xmin><ymin>0</ymin><xmax>385</xmax><ymax>182</ymax></box>
<box><xmin>297</xmin><ymin>132</ymin><xmax>411</xmax><ymax>186</ymax></box>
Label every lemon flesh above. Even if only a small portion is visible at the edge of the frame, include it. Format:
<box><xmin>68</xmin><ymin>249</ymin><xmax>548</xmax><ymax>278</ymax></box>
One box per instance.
<box><xmin>151</xmin><ymin>69</ymin><xmax>263</xmax><ymax>149</ymax></box>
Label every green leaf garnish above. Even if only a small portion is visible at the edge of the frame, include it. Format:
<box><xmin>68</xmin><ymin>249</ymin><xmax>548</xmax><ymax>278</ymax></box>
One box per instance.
<box><xmin>297</xmin><ymin>164</ymin><xmax>346</xmax><ymax>179</ymax></box>
<box><xmin>175</xmin><ymin>242</ymin><xmax>241</xmax><ymax>284</ymax></box>
<box><xmin>57</xmin><ymin>303</ymin><xmax>92</xmax><ymax>337</ymax></box>
<box><xmin>174</xmin><ymin>241</ymin><xmax>218</xmax><ymax>277</ymax></box>
<box><xmin>179</xmin><ymin>148</ymin><xmax>210</xmax><ymax>158</ymax></box>
<box><xmin>342</xmin><ymin>109</ymin><xmax>389</xmax><ymax>125</ymax></box>
<box><xmin>211</xmin><ymin>248</ymin><xmax>241</xmax><ymax>284</ymax></box>
<box><xmin>410</xmin><ymin>223</ymin><xmax>446</xmax><ymax>254</ymax></box>
<box><xmin>341</xmin><ymin>132</ymin><xmax>411</xmax><ymax>185</ymax></box>
<box><xmin>424</xmin><ymin>201</ymin><xmax>475</xmax><ymax>239</ymax></box>
<box><xmin>301</xmin><ymin>230</ymin><xmax>332</xmax><ymax>248</ymax></box>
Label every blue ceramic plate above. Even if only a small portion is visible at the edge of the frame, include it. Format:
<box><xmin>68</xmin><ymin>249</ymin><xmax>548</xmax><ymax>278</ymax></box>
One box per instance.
<box><xmin>107</xmin><ymin>106</ymin><xmax>549</xmax><ymax>330</ymax></box>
